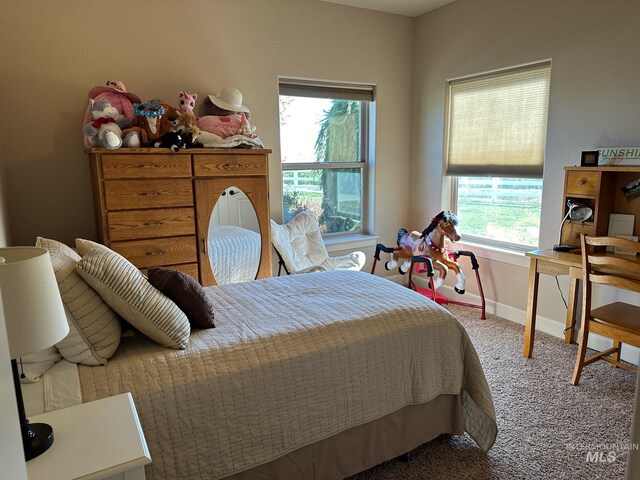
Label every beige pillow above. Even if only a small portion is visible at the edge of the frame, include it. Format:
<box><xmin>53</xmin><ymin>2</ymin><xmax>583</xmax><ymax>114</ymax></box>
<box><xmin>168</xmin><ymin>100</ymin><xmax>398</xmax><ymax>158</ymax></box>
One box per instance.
<box><xmin>75</xmin><ymin>242</ymin><xmax>190</xmax><ymax>349</ymax></box>
<box><xmin>75</xmin><ymin>238</ymin><xmax>112</xmax><ymax>257</ymax></box>
<box><xmin>35</xmin><ymin>237</ymin><xmax>121</xmax><ymax>365</ymax></box>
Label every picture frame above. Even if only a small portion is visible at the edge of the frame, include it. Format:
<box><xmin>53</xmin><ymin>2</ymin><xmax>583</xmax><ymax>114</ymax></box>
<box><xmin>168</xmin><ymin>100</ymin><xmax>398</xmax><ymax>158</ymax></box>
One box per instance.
<box><xmin>580</xmin><ymin>150</ymin><xmax>599</xmax><ymax>167</ymax></box>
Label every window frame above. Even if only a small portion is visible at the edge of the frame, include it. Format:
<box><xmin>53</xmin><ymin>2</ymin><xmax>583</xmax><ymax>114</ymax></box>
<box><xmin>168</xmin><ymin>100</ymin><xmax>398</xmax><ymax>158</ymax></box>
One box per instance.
<box><xmin>443</xmin><ymin>61</ymin><xmax>550</xmax><ymax>250</ymax></box>
<box><xmin>278</xmin><ymin>80</ymin><xmax>374</xmax><ymax>238</ymax></box>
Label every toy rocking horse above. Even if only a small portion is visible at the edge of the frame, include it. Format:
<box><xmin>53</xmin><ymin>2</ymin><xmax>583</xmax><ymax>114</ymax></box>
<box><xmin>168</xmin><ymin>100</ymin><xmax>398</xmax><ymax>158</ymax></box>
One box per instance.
<box><xmin>371</xmin><ymin>210</ymin><xmax>486</xmax><ymax>319</ymax></box>
<box><xmin>384</xmin><ymin>210</ymin><xmax>467</xmax><ymax>294</ymax></box>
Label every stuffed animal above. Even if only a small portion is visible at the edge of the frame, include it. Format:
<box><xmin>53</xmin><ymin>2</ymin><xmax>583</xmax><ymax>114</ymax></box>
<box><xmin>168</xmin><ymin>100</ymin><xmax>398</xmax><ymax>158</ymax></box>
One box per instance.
<box><xmin>238</xmin><ymin>112</ymin><xmax>257</xmax><ymax>138</ymax></box>
<box><xmin>83</xmin><ymin>99</ymin><xmax>141</xmax><ymax>149</ymax></box>
<box><xmin>199</xmin><ymin>87</ymin><xmax>259</xmax><ymax>140</ymax></box>
<box><xmin>154</xmin><ymin>131</ymin><xmax>185</xmax><ymax>152</ymax></box>
<box><xmin>178</xmin><ymin>91</ymin><xmax>197</xmax><ymax>116</ymax></box>
<box><xmin>133</xmin><ymin>99</ymin><xmax>176</xmax><ymax>145</ymax></box>
<box><xmin>170</xmin><ymin>112</ymin><xmax>203</xmax><ymax>148</ymax></box>
<box><xmin>83</xmin><ymin>81</ymin><xmax>141</xmax><ymax>148</ymax></box>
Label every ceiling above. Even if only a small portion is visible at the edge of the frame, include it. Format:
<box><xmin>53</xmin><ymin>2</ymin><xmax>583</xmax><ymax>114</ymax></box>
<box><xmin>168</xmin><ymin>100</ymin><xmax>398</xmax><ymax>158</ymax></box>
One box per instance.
<box><xmin>320</xmin><ymin>0</ymin><xmax>456</xmax><ymax>17</ymax></box>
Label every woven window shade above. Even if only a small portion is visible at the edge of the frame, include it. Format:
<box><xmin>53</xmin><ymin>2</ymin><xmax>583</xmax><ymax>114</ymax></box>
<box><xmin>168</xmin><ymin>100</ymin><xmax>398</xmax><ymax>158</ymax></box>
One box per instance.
<box><xmin>445</xmin><ymin>62</ymin><xmax>551</xmax><ymax>177</ymax></box>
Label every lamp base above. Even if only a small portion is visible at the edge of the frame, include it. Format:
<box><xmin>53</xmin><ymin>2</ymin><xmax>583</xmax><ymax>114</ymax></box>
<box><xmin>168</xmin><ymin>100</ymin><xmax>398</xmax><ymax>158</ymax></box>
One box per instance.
<box><xmin>553</xmin><ymin>244</ymin><xmax>575</xmax><ymax>252</ymax></box>
<box><xmin>24</xmin><ymin>422</ymin><xmax>54</xmax><ymax>461</ymax></box>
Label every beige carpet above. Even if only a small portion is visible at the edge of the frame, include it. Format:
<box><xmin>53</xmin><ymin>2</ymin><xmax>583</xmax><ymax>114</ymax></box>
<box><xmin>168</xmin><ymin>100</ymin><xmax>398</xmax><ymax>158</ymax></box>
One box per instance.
<box><xmin>350</xmin><ymin>303</ymin><xmax>637</xmax><ymax>480</ymax></box>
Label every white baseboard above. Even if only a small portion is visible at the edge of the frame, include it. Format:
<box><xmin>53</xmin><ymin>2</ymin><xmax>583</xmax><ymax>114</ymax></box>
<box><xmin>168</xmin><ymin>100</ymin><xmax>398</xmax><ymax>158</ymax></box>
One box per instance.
<box><xmin>386</xmin><ymin>274</ymin><xmax>639</xmax><ymax>366</ymax></box>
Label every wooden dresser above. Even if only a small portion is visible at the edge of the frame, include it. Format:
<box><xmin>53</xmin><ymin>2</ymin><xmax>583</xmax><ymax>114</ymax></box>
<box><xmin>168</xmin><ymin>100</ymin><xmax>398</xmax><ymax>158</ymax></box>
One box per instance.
<box><xmin>88</xmin><ymin>148</ymin><xmax>272</xmax><ymax>286</ymax></box>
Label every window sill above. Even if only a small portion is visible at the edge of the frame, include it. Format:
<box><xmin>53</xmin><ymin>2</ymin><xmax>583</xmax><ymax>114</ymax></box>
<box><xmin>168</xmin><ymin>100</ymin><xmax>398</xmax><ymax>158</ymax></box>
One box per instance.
<box><xmin>324</xmin><ymin>234</ymin><xmax>380</xmax><ymax>253</ymax></box>
<box><xmin>453</xmin><ymin>240</ymin><xmax>531</xmax><ymax>268</ymax></box>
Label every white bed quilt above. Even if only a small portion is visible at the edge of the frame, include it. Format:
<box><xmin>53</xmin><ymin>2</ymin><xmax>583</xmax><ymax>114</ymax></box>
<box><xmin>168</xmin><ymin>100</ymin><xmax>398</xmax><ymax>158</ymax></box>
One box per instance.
<box><xmin>208</xmin><ymin>224</ymin><xmax>260</xmax><ymax>284</ymax></box>
<box><xmin>78</xmin><ymin>271</ymin><xmax>497</xmax><ymax>480</ymax></box>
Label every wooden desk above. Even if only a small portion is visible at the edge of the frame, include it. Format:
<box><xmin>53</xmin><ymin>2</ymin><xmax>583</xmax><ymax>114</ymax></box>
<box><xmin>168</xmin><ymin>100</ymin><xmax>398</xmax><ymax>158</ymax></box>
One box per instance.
<box><xmin>523</xmin><ymin>249</ymin><xmax>583</xmax><ymax>358</ymax></box>
<box><xmin>523</xmin><ymin>248</ymin><xmax>640</xmax><ymax>357</ymax></box>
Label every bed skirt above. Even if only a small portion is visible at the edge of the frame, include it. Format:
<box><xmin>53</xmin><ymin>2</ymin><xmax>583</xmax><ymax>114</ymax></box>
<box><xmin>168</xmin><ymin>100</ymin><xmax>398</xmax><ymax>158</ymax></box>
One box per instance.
<box><xmin>225</xmin><ymin>394</ymin><xmax>463</xmax><ymax>479</ymax></box>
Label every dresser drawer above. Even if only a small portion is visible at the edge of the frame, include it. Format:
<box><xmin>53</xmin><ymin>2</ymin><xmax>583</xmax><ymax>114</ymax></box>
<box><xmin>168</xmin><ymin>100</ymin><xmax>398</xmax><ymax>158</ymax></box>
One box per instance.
<box><xmin>561</xmin><ymin>222</ymin><xmax>595</xmax><ymax>247</ymax></box>
<box><xmin>140</xmin><ymin>262</ymin><xmax>199</xmax><ymax>280</ymax></box>
<box><xmin>110</xmin><ymin>236</ymin><xmax>197</xmax><ymax>269</ymax></box>
<box><xmin>104</xmin><ymin>179</ymin><xmax>193</xmax><ymax>210</ymax></box>
<box><xmin>102</xmin><ymin>154</ymin><xmax>191</xmax><ymax>179</ymax></box>
<box><xmin>107</xmin><ymin>208</ymin><xmax>195</xmax><ymax>241</ymax></box>
<box><xmin>193</xmin><ymin>154</ymin><xmax>267</xmax><ymax>177</ymax></box>
<box><xmin>566</xmin><ymin>171</ymin><xmax>599</xmax><ymax>196</ymax></box>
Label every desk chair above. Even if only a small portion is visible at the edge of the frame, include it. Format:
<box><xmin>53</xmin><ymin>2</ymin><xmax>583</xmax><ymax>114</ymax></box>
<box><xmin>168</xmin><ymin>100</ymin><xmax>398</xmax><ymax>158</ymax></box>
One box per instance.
<box><xmin>270</xmin><ymin>211</ymin><xmax>365</xmax><ymax>275</ymax></box>
<box><xmin>571</xmin><ymin>235</ymin><xmax>640</xmax><ymax>385</ymax></box>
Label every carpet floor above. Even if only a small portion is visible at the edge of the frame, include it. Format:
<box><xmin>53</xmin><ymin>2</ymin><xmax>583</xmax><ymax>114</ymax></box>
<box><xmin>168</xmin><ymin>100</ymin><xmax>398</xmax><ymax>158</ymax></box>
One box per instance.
<box><xmin>350</xmin><ymin>304</ymin><xmax>637</xmax><ymax>480</ymax></box>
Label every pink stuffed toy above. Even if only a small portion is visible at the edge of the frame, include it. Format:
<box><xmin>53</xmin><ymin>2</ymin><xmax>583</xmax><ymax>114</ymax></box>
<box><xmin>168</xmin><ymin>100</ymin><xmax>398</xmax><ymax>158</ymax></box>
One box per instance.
<box><xmin>178</xmin><ymin>91</ymin><xmax>197</xmax><ymax>116</ymax></box>
<box><xmin>197</xmin><ymin>112</ymin><xmax>256</xmax><ymax>139</ymax></box>
<box><xmin>83</xmin><ymin>81</ymin><xmax>141</xmax><ymax>148</ymax></box>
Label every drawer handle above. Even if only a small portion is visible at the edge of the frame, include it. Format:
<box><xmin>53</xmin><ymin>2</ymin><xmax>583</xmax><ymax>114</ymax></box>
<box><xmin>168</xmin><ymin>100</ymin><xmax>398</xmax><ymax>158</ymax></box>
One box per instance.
<box><xmin>145</xmin><ymin>250</ymin><xmax>165</xmax><ymax>256</ymax></box>
<box><xmin>229</xmin><ymin>189</ymin><xmax>236</xmax><ymax>196</ymax></box>
<box><xmin>572</xmin><ymin>233</ymin><xmax>580</xmax><ymax>239</ymax></box>
<box><xmin>577</xmin><ymin>178</ymin><xmax>587</xmax><ymax>186</ymax></box>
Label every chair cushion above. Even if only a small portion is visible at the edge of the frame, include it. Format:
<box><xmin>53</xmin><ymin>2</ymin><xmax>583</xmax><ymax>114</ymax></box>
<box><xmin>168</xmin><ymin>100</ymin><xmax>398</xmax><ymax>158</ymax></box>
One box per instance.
<box><xmin>271</xmin><ymin>211</ymin><xmax>329</xmax><ymax>272</ymax></box>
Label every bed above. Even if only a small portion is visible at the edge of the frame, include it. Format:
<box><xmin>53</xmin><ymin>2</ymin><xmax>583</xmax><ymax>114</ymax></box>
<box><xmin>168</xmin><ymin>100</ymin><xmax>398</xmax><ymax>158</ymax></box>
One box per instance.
<box><xmin>76</xmin><ymin>270</ymin><xmax>497</xmax><ymax>480</ymax></box>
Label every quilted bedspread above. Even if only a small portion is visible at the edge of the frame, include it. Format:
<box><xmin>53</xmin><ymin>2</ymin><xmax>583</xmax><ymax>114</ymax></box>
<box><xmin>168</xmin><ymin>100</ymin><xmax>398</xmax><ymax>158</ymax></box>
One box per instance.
<box><xmin>208</xmin><ymin>225</ymin><xmax>261</xmax><ymax>284</ymax></box>
<box><xmin>78</xmin><ymin>271</ymin><xmax>497</xmax><ymax>480</ymax></box>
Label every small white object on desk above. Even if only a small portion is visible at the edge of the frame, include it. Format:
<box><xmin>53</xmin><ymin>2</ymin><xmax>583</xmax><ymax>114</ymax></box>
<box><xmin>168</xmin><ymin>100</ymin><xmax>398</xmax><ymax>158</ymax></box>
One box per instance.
<box><xmin>26</xmin><ymin>392</ymin><xmax>151</xmax><ymax>480</ymax></box>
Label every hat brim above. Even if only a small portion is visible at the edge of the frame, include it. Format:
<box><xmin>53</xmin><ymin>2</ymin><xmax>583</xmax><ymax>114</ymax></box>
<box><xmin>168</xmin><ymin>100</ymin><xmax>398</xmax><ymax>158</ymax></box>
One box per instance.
<box><xmin>207</xmin><ymin>94</ymin><xmax>250</xmax><ymax>113</ymax></box>
<box><xmin>89</xmin><ymin>86</ymin><xmax>141</xmax><ymax>104</ymax></box>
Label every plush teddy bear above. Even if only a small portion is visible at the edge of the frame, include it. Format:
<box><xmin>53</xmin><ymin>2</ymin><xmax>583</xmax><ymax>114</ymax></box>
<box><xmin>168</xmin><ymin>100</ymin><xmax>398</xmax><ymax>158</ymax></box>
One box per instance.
<box><xmin>83</xmin><ymin>99</ymin><xmax>141</xmax><ymax>149</ymax></box>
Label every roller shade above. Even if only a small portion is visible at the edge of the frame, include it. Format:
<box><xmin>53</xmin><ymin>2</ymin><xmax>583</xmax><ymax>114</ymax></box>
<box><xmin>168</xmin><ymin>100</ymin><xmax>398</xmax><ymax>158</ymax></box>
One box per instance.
<box><xmin>279</xmin><ymin>79</ymin><xmax>374</xmax><ymax>102</ymax></box>
<box><xmin>445</xmin><ymin>62</ymin><xmax>551</xmax><ymax>177</ymax></box>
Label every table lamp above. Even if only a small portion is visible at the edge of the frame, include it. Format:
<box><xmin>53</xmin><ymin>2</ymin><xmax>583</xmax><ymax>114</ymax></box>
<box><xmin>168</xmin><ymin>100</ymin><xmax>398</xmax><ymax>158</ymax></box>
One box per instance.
<box><xmin>0</xmin><ymin>247</ymin><xmax>69</xmax><ymax>461</ymax></box>
<box><xmin>553</xmin><ymin>200</ymin><xmax>594</xmax><ymax>251</ymax></box>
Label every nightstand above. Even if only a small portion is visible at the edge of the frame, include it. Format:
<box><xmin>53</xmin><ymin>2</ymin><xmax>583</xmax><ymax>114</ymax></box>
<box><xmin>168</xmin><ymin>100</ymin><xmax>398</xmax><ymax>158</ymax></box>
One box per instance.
<box><xmin>26</xmin><ymin>392</ymin><xmax>151</xmax><ymax>480</ymax></box>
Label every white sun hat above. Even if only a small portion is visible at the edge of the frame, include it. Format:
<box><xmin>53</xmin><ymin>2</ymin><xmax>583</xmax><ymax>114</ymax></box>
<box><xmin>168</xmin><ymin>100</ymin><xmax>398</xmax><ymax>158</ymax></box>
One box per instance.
<box><xmin>207</xmin><ymin>86</ymin><xmax>250</xmax><ymax>113</ymax></box>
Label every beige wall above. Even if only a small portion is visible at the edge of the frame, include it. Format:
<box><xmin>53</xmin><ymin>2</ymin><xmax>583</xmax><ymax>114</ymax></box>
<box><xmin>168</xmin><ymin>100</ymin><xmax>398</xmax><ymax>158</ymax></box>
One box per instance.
<box><xmin>0</xmin><ymin>0</ymin><xmax>413</xmax><ymax>269</ymax></box>
<box><xmin>413</xmin><ymin>0</ymin><xmax>640</xmax><ymax>323</ymax></box>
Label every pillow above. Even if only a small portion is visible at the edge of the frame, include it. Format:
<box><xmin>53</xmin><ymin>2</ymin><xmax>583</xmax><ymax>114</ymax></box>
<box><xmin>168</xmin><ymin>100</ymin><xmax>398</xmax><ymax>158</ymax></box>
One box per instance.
<box><xmin>147</xmin><ymin>267</ymin><xmax>215</xmax><ymax>329</ymax></box>
<box><xmin>19</xmin><ymin>346</ymin><xmax>62</xmax><ymax>383</ymax></box>
<box><xmin>75</xmin><ymin>238</ymin><xmax>112</xmax><ymax>257</ymax></box>
<box><xmin>75</xmin><ymin>245</ymin><xmax>190</xmax><ymax>349</ymax></box>
<box><xmin>35</xmin><ymin>237</ymin><xmax>121</xmax><ymax>365</ymax></box>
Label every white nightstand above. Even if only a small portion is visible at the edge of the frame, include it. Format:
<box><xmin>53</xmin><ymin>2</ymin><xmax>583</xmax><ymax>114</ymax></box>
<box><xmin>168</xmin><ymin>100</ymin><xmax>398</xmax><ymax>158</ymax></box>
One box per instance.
<box><xmin>26</xmin><ymin>392</ymin><xmax>151</xmax><ymax>480</ymax></box>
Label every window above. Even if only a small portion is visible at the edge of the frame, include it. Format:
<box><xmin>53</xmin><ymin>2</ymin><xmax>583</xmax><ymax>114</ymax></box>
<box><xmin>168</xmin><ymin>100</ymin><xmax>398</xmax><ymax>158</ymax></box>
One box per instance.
<box><xmin>445</xmin><ymin>61</ymin><xmax>551</xmax><ymax>249</ymax></box>
<box><xmin>279</xmin><ymin>80</ymin><xmax>374</xmax><ymax>235</ymax></box>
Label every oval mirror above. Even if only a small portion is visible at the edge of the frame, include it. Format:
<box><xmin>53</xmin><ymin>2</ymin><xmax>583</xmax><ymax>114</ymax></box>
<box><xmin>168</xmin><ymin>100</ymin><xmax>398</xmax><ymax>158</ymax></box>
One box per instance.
<box><xmin>208</xmin><ymin>186</ymin><xmax>261</xmax><ymax>284</ymax></box>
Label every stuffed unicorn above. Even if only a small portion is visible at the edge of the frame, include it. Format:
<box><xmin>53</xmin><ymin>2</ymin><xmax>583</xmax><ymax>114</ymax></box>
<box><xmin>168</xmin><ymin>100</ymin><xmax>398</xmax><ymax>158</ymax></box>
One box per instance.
<box><xmin>178</xmin><ymin>91</ymin><xmax>197</xmax><ymax>115</ymax></box>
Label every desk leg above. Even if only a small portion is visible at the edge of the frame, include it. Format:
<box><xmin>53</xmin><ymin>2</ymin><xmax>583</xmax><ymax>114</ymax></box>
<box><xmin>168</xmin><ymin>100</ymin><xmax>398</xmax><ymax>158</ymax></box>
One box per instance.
<box><xmin>565</xmin><ymin>276</ymin><xmax>579</xmax><ymax>344</ymax></box>
<box><xmin>524</xmin><ymin>257</ymin><xmax>539</xmax><ymax>358</ymax></box>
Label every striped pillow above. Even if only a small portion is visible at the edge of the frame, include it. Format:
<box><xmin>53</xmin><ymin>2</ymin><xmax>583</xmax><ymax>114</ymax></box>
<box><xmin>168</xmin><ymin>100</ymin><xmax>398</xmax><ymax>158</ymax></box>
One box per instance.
<box><xmin>76</xmin><ymin>247</ymin><xmax>190</xmax><ymax>349</ymax></box>
<box><xmin>35</xmin><ymin>237</ymin><xmax>121</xmax><ymax>365</ymax></box>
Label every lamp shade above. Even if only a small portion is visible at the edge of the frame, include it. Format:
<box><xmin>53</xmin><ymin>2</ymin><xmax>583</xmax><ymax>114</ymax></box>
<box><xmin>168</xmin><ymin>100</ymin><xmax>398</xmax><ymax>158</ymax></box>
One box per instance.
<box><xmin>0</xmin><ymin>247</ymin><xmax>68</xmax><ymax>359</ymax></box>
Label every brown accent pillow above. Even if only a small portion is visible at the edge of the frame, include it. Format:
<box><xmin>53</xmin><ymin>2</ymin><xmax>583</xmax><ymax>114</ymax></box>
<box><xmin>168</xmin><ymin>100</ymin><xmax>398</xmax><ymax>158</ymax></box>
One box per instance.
<box><xmin>147</xmin><ymin>267</ymin><xmax>215</xmax><ymax>329</ymax></box>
